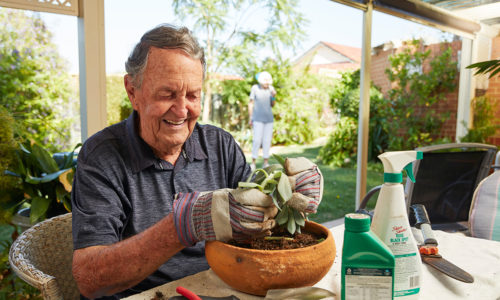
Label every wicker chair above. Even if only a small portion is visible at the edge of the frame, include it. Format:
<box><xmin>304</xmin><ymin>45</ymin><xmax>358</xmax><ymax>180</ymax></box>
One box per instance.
<box><xmin>9</xmin><ymin>213</ymin><xmax>79</xmax><ymax>299</ymax></box>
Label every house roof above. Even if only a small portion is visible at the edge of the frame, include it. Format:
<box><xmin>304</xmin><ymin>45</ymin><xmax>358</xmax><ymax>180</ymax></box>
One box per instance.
<box><xmin>292</xmin><ymin>41</ymin><xmax>362</xmax><ymax>76</ymax></box>
<box><xmin>321</xmin><ymin>42</ymin><xmax>362</xmax><ymax>63</ymax></box>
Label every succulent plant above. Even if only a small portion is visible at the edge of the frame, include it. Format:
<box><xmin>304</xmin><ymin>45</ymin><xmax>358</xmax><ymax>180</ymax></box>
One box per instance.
<box><xmin>238</xmin><ymin>154</ymin><xmax>306</xmax><ymax>235</ymax></box>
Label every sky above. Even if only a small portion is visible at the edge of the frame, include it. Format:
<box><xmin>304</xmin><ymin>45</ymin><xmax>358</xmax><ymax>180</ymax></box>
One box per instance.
<box><xmin>38</xmin><ymin>0</ymin><xmax>450</xmax><ymax>75</ymax></box>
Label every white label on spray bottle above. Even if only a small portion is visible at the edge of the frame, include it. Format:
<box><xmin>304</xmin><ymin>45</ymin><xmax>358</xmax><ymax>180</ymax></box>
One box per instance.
<box><xmin>386</xmin><ymin>221</ymin><xmax>420</xmax><ymax>297</ymax></box>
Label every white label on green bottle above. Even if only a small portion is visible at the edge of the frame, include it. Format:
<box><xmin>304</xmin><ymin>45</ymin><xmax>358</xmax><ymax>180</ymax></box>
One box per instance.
<box><xmin>345</xmin><ymin>267</ymin><xmax>393</xmax><ymax>300</ymax></box>
<box><xmin>386</xmin><ymin>224</ymin><xmax>421</xmax><ymax>297</ymax></box>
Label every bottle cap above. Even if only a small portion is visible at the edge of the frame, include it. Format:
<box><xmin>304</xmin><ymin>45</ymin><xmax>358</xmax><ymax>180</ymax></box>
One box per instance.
<box><xmin>345</xmin><ymin>213</ymin><xmax>371</xmax><ymax>232</ymax></box>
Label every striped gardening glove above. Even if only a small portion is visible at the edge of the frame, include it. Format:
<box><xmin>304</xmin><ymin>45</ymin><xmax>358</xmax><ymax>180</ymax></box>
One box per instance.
<box><xmin>284</xmin><ymin>157</ymin><xmax>324</xmax><ymax>214</ymax></box>
<box><xmin>173</xmin><ymin>188</ymin><xmax>278</xmax><ymax>247</ymax></box>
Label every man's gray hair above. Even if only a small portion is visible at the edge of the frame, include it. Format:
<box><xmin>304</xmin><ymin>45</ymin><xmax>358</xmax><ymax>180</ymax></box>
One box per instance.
<box><xmin>125</xmin><ymin>24</ymin><xmax>206</xmax><ymax>88</ymax></box>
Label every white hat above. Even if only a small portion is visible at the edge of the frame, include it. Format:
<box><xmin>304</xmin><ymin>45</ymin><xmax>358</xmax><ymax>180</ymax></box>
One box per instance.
<box><xmin>257</xmin><ymin>71</ymin><xmax>272</xmax><ymax>85</ymax></box>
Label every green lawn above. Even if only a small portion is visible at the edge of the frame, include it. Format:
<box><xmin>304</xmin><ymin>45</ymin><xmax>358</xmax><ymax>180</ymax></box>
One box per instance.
<box><xmin>246</xmin><ymin>143</ymin><xmax>384</xmax><ymax>224</ymax></box>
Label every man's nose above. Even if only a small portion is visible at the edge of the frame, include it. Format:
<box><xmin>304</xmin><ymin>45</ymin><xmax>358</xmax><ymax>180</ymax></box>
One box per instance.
<box><xmin>171</xmin><ymin>95</ymin><xmax>189</xmax><ymax>116</ymax></box>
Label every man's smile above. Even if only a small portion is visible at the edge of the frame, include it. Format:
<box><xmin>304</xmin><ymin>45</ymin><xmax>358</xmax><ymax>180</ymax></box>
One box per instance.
<box><xmin>163</xmin><ymin>119</ymin><xmax>186</xmax><ymax>125</ymax></box>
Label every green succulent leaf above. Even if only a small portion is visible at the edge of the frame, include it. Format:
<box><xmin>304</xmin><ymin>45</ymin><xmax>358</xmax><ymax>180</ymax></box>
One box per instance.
<box><xmin>277</xmin><ymin>172</ymin><xmax>292</xmax><ymax>202</ymax></box>
<box><xmin>276</xmin><ymin>207</ymin><xmax>289</xmax><ymax>225</ymax></box>
<box><xmin>263</xmin><ymin>179</ymin><xmax>278</xmax><ymax>187</ymax></box>
<box><xmin>272</xmin><ymin>154</ymin><xmax>286</xmax><ymax>167</ymax></box>
<box><xmin>287</xmin><ymin>208</ymin><xmax>296</xmax><ymax>235</ymax></box>
<box><xmin>253</xmin><ymin>167</ymin><xmax>275</xmax><ymax>184</ymax></box>
<box><xmin>272</xmin><ymin>189</ymin><xmax>282</xmax><ymax>211</ymax></box>
<box><xmin>294</xmin><ymin>209</ymin><xmax>305</xmax><ymax>226</ymax></box>
<box><xmin>262</xmin><ymin>187</ymin><xmax>276</xmax><ymax>194</ymax></box>
<box><xmin>238</xmin><ymin>182</ymin><xmax>261</xmax><ymax>189</ymax></box>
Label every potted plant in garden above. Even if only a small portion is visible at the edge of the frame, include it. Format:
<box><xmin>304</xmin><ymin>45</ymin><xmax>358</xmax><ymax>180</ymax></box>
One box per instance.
<box><xmin>205</xmin><ymin>155</ymin><xmax>336</xmax><ymax>296</ymax></box>
<box><xmin>4</xmin><ymin>141</ymin><xmax>80</xmax><ymax>230</ymax></box>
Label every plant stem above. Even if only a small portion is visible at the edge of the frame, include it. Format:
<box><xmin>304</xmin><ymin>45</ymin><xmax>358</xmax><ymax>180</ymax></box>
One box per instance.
<box><xmin>264</xmin><ymin>236</ymin><xmax>294</xmax><ymax>241</ymax></box>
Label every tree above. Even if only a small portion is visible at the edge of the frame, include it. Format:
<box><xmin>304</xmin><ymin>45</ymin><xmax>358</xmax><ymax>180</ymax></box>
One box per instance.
<box><xmin>0</xmin><ymin>8</ymin><xmax>74</xmax><ymax>151</ymax></box>
<box><xmin>319</xmin><ymin>69</ymin><xmax>390</xmax><ymax>167</ymax></box>
<box><xmin>385</xmin><ymin>39</ymin><xmax>457</xmax><ymax>150</ymax></box>
<box><xmin>172</xmin><ymin>0</ymin><xmax>308</xmax><ymax>123</ymax></box>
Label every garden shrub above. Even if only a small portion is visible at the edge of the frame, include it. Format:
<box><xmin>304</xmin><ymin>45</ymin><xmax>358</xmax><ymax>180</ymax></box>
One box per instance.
<box><xmin>106</xmin><ymin>75</ymin><xmax>129</xmax><ymax>125</ymax></box>
<box><xmin>460</xmin><ymin>96</ymin><xmax>499</xmax><ymax>143</ymax></box>
<box><xmin>218</xmin><ymin>79</ymin><xmax>252</xmax><ymax>132</ymax></box>
<box><xmin>0</xmin><ymin>108</ymin><xmax>23</xmax><ymax>224</ymax></box>
<box><xmin>385</xmin><ymin>39</ymin><xmax>457</xmax><ymax>150</ymax></box>
<box><xmin>319</xmin><ymin>70</ymin><xmax>390</xmax><ymax>166</ymax></box>
<box><xmin>215</xmin><ymin>59</ymin><xmax>333</xmax><ymax>148</ymax></box>
<box><xmin>120</xmin><ymin>97</ymin><xmax>133</xmax><ymax>121</ymax></box>
<box><xmin>319</xmin><ymin>116</ymin><xmax>358</xmax><ymax>167</ymax></box>
<box><xmin>217</xmin><ymin>79</ymin><xmax>252</xmax><ymax>150</ymax></box>
<box><xmin>0</xmin><ymin>8</ymin><xmax>74</xmax><ymax>152</ymax></box>
<box><xmin>272</xmin><ymin>65</ymin><xmax>334</xmax><ymax>145</ymax></box>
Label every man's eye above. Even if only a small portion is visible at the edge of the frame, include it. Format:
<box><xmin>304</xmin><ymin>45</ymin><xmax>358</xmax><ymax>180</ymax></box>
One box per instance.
<box><xmin>158</xmin><ymin>93</ymin><xmax>173</xmax><ymax>98</ymax></box>
<box><xmin>187</xmin><ymin>93</ymin><xmax>200</xmax><ymax>101</ymax></box>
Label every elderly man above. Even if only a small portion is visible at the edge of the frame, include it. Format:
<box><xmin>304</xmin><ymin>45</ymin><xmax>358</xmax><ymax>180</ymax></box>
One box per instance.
<box><xmin>71</xmin><ymin>24</ymin><xmax>322</xmax><ymax>299</ymax></box>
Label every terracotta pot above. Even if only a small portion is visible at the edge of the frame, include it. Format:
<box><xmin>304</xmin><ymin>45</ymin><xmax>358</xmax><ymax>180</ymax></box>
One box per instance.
<box><xmin>205</xmin><ymin>221</ymin><xmax>336</xmax><ymax>296</ymax></box>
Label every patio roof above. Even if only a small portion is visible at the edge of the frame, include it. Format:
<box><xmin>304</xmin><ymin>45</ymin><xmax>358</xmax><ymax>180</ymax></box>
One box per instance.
<box><xmin>333</xmin><ymin>0</ymin><xmax>500</xmax><ymax>37</ymax></box>
<box><xmin>424</xmin><ymin>0</ymin><xmax>500</xmax><ymax>31</ymax></box>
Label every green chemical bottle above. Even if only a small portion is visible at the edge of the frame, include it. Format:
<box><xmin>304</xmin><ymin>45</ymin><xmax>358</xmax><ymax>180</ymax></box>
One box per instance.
<box><xmin>341</xmin><ymin>213</ymin><xmax>395</xmax><ymax>300</ymax></box>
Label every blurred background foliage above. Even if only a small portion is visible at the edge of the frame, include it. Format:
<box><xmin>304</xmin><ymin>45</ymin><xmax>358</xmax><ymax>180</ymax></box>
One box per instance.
<box><xmin>0</xmin><ymin>9</ymin><xmax>74</xmax><ymax>153</ymax></box>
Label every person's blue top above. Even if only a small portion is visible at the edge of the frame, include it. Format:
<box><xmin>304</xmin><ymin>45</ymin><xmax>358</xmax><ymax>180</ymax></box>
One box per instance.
<box><xmin>250</xmin><ymin>83</ymin><xmax>276</xmax><ymax>123</ymax></box>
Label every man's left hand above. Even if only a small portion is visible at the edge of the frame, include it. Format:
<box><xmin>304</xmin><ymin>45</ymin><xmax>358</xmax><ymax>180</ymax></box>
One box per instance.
<box><xmin>284</xmin><ymin>157</ymin><xmax>323</xmax><ymax>214</ymax></box>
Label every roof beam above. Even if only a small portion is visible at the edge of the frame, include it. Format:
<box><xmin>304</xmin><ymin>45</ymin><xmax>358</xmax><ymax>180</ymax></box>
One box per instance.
<box><xmin>330</xmin><ymin>0</ymin><xmax>482</xmax><ymax>38</ymax></box>
<box><xmin>374</xmin><ymin>0</ymin><xmax>481</xmax><ymax>38</ymax></box>
<box><xmin>0</xmin><ymin>0</ymin><xmax>78</xmax><ymax>16</ymax></box>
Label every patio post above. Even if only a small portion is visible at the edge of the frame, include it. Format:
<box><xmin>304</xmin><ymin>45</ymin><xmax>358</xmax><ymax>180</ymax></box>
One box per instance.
<box><xmin>77</xmin><ymin>0</ymin><xmax>107</xmax><ymax>141</ymax></box>
<box><xmin>355</xmin><ymin>0</ymin><xmax>373</xmax><ymax>209</ymax></box>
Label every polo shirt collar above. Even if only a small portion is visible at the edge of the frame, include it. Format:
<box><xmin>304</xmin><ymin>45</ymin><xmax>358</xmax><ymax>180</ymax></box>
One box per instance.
<box><xmin>125</xmin><ymin>111</ymin><xmax>208</xmax><ymax>173</ymax></box>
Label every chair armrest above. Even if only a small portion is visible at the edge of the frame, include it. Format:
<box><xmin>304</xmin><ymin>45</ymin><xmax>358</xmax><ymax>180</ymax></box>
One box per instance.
<box><xmin>9</xmin><ymin>227</ymin><xmax>64</xmax><ymax>299</ymax></box>
<box><xmin>358</xmin><ymin>185</ymin><xmax>382</xmax><ymax>210</ymax></box>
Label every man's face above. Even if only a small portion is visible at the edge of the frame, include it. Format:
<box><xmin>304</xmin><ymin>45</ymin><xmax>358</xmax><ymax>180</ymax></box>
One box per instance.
<box><xmin>125</xmin><ymin>47</ymin><xmax>203</xmax><ymax>158</ymax></box>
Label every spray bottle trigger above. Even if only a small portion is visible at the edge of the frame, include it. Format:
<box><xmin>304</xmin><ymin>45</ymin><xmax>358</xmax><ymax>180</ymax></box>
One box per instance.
<box><xmin>404</xmin><ymin>163</ymin><xmax>416</xmax><ymax>183</ymax></box>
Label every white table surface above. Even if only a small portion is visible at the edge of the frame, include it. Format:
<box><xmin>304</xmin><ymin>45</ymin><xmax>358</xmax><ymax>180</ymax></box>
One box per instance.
<box><xmin>125</xmin><ymin>225</ymin><xmax>500</xmax><ymax>300</ymax></box>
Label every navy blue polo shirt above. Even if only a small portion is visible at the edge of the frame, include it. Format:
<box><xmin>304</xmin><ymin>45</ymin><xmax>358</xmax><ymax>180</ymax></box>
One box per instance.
<box><xmin>71</xmin><ymin>111</ymin><xmax>251</xmax><ymax>298</ymax></box>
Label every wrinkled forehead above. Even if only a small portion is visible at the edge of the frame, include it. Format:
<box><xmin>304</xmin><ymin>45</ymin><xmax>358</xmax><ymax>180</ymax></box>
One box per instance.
<box><xmin>143</xmin><ymin>47</ymin><xmax>203</xmax><ymax>87</ymax></box>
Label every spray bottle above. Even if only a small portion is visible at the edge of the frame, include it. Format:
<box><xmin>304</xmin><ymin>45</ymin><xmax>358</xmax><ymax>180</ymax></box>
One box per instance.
<box><xmin>371</xmin><ymin>151</ymin><xmax>423</xmax><ymax>299</ymax></box>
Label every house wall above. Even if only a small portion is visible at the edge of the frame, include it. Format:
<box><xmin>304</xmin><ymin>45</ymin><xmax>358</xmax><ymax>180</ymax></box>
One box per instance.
<box><xmin>370</xmin><ymin>40</ymin><xmax>463</xmax><ymax>141</ymax></box>
<box><xmin>485</xmin><ymin>36</ymin><xmax>500</xmax><ymax>146</ymax></box>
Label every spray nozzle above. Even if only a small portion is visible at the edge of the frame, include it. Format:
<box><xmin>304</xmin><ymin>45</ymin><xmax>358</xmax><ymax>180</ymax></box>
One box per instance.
<box><xmin>379</xmin><ymin>151</ymin><xmax>423</xmax><ymax>183</ymax></box>
<box><xmin>404</xmin><ymin>164</ymin><xmax>416</xmax><ymax>183</ymax></box>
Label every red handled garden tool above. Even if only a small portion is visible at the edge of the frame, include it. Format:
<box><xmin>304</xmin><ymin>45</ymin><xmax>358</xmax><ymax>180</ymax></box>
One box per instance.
<box><xmin>411</xmin><ymin>204</ymin><xmax>474</xmax><ymax>283</ymax></box>
<box><xmin>168</xmin><ymin>286</ymin><xmax>240</xmax><ymax>300</ymax></box>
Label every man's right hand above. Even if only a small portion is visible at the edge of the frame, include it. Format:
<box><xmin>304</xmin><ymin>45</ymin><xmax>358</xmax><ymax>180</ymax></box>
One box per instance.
<box><xmin>173</xmin><ymin>188</ymin><xmax>278</xmax><ymax>246</ymax></box>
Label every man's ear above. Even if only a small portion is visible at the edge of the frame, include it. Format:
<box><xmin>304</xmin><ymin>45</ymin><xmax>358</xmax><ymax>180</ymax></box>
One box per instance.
<box><xmin>124</xmin><ymin>74</ymin><xmax>139</xmax><ymax>111</ymax></box>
